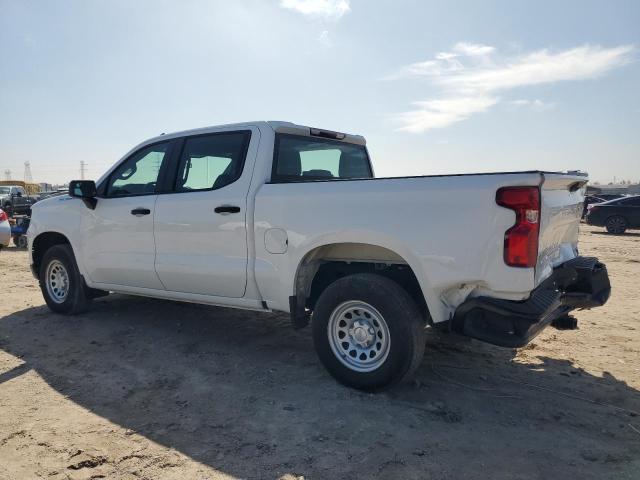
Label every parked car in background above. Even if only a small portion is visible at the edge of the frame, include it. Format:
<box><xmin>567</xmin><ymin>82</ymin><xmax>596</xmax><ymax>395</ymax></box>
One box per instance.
<box><xmin>586</xmin><ymin>195</ymin><xmax>640</xmax><ymax>234</ymax></box>
<box><xmin>28</xmin><ymin>121</ymin><xmax>611</xmax><ymax>390</ymax></box>
<box><xmin>583</xmin><ymin>195</ymin><xmax>606</xmax><ymax>218</ymax></box>
<box><xmin>595</xmin><ymin>193</ymin><xmax>626</xmax><ymax>201</ymax></box>
<box><xmin>0</xmin><ymin>208</ymin><xmax>11</xmax><ymax>249</ymax></box>
<box><xmin>0</xmin><ymin>185</ymin><xmax>36</xmax><ymax>216</ymax></box>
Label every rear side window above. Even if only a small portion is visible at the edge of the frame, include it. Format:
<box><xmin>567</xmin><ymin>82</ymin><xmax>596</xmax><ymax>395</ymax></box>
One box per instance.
<box><xmin>175</xmin><ymin>131</ymin><xmax>251</xmax><ymax>192</ymax></box>
<box><xmin>272</xmin><ymin>134</ymin><xmax>372</xmax><ymax>182</ymax></box>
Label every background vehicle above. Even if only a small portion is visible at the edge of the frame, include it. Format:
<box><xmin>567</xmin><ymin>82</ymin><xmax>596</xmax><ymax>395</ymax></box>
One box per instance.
<box><xmin>582</xmin><ymin>195</ymin><xmax>606</xmax><ymax>218</ymax></box>
<box><xmin>586</xmin><ymin>195</ymin><xmax>640</xmax><ymax>234</ymax></box>
<box><xmin>594</xmin><ymin>193</ymin><xmax>626</xmax><ymax>201</ymax></box>
<box><xmin>27</xmin><ymin>121</ymin><xmax>611</xmax><ymax>390</ymax></box>
<box><xmin>0</xmin><ymin>208</ymin><xmax>10</xmax><ymax>249</ymax></box>
<box><xmin>0</xmin><ymin>185</ymin><xmax>36</xmax><ymax>217</ymax></box>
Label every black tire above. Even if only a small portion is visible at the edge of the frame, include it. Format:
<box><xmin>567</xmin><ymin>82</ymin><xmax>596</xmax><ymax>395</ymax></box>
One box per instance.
<box><xmin>312</xmin><ymin>273</ymin><xmax>426</xmax><ymax>391</ymax></box>
<box><xmin>39</xmin><ymin>244</ymin><xmax>92</xmax><ymax>314</ymax></box>
<box><xmin>605</xmin><ymin>215</ymin><xmax>627</xmax><ymax>234</ymax></box>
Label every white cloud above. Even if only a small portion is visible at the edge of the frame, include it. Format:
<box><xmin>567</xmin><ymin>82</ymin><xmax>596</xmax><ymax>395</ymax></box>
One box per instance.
<box><xmin>509</xmin><ymin>99</ymin><xmax>555</xmax><ymax>112</ymax></box>
<box><xmin>391</xmin><ymin>43</ymin><xmax>633</xmax><ymax>132</ymax></box>
<box><xmin>444</xmin><ymin>45</ymin><xmax>633</xmax><ymax>91</ymax></box>
<box><xmin>395</xmin><ymin>96</ymin><xmax>498</xmax><ymax>133</ymax></box>
<box><xmin>452</xmin><ymin>42</ymin><xmax>495</xmax><ymax>57</ymax></box>
<box><xmin>393</xmin><ymin>57</ymin><xmax>464</xmax><ymax>79</ymax></box>
<box><xmin>279</xmin><ymin>0</ymin><xmax>350</xmax><ymax>19</ymax></box>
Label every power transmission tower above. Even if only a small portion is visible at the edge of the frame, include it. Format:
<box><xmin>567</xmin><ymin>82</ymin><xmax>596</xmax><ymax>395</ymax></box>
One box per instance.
<box><xmin>4</xmin><ymin>169</ymin><xmax>11</xmax><ymax>181</ymax></box>
<box><xmin>24</xmin><ymin>161</ymin><xmax>33</xmax><ymax>182</ymax></box>
<box><xmin>80</xmin><ymin>161</ymin><xmax>87</xmax><ymax>180</ymax></box>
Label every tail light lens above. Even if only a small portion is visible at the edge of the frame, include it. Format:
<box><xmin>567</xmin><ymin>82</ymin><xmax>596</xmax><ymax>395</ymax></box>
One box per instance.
<box><xmin>0</xmin><ymin>209</ymin><xmax>7</xmax><ymax>222</ymax></box>
<box><xmin>496</xmin><ymin>187</ymin><xmax>540</xmax><ymax>268</ymax></box>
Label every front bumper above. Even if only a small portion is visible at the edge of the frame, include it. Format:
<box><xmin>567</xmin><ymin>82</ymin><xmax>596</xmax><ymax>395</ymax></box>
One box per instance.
<box><xmin>452</xmin><ymin>256</ymin><xmax>611</xmax><ymax>348</ymax></box>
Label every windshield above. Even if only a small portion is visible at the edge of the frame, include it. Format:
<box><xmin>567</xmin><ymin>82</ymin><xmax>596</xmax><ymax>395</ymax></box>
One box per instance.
<box><xmin>0</xmin><ymin>187</ymin><xmax>10</xmax><ymax>194</ymax></box>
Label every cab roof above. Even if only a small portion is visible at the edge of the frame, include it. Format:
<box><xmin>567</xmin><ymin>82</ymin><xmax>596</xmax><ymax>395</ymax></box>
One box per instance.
<box><xmin>145</xmin><ymin>121</ymin><xmax>366</xmax><ymax>146</ymax></box>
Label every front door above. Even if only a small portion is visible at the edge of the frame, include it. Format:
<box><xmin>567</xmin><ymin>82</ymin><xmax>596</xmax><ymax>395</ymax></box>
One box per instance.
<box><xmin>153</xmin><ymin>130</ymin><xmax>252</xmax><ymax>297</ymax></box>
<box><xmin>81</xmin><ymin>141</ymin><xmax>172</xmax><ymax>289</ymax></box>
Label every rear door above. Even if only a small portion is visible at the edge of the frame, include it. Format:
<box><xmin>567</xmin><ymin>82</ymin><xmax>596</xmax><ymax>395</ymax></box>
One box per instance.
<box><xmin>153</xmin><ymin>129</ymin><xmax>255</xmax><ymax>297</ymax></box>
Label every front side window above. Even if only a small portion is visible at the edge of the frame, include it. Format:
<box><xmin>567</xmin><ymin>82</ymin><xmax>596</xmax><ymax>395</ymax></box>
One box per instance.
<box><xmin>273</xmin><ymin>134</ymin><xmax>372</xmax><ymax>182</ymax></box>
<box><xmin>175</xmin><ymin>131</ymin><xmax>251</xmax><ymax>192</ymax></box>
<box><xmin>107</xmin><ymin>142</ymin><xmax>170</xmax><ymax>197</ymax></box>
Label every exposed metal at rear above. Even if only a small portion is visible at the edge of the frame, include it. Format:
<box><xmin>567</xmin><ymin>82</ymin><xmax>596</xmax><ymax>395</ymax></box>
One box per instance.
<box><xmin>535</xmin><ymin>173</ymin><xmax>588</xmax><ymax>286</ymax></box>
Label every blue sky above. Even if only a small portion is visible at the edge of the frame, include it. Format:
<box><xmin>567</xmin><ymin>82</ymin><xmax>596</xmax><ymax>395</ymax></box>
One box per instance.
<box><xmin>1</xmin><ymin>0</ymin><xmax>638</xmax><ymax>184</ymax></box>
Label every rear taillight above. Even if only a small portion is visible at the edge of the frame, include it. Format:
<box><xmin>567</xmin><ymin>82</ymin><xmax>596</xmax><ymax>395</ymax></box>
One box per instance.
<box><xmin>496</xmin><ymin>186</ymin><xmax>540</xmax><ymax>268</ymax></box>
<box><xmin>0</xmin><ymin>209</ymin><xmax>7</xmax><ymax>222</ymax></box>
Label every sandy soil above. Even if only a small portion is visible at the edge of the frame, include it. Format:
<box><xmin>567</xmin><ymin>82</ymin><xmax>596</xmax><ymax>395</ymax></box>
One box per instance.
<box><xmin>0</xmin><ymin>228</ymin><xmax>638</xmax><ymax>480</ymax></box>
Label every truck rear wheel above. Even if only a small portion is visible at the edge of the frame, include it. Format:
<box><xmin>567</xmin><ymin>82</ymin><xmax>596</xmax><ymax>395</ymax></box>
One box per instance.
<box><xmin>312</xmin><ymin>273</ymin><xmax>426</xmax><ymax>391</ymax></box>
<box><xmin>39</xmin><ymin>244</ymin><xmax>92</xmax><ymax>314</ymax></box>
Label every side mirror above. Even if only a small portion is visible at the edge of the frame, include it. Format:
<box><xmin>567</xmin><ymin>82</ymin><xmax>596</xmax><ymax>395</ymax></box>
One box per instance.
<box><xmin>69</xmin><ymin>180</ymin><xmax>98</xmax><ymax>210</ymax></box>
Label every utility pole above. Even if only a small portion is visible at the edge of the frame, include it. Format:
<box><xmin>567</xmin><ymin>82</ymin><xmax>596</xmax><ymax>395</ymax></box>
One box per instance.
<box><xmin>24</xmin><ymin>161</ymin><xmax>33</xmax><ymax>183</ymax></box>
<box><xmin>80</xmin><ymin>161</ymin><xmax>87</xmax><ymax>180</ymax></box>
<box><xmin>4</xmin><ymin>169</ymin><xmax>11</xmax><ymax>181</ymax></box>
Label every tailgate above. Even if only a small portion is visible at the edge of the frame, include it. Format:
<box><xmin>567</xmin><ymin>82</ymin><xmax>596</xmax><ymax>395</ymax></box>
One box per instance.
<box><xmin>535</xmin><ymin>173</ymin><xmax>587</xmax><ymax>285</ymax></box>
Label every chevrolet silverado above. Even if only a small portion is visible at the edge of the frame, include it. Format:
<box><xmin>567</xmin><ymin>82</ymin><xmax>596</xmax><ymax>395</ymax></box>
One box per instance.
<box><xmin>28</xmin><ymin>121</ymin><xmax>611</xmax><ymax>390</ymax></box>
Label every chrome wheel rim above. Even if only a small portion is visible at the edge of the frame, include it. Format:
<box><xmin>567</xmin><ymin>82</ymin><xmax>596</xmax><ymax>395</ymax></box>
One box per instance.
<box><xmin>45</xmin><ymin>260</ymin><xmax>69</xmax><ymax>304</ymax></box>
<box><xmin>328</xmin><ymin>301</ymin><xmax>391</xmax><ymax>372</ymax></box>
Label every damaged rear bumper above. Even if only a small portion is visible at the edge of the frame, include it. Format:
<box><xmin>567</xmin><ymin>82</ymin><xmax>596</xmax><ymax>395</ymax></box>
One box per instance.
<box><xmin>451</xmin><ymin>256</ymin><xmax>611</xmax><ymax>348</ymax></box>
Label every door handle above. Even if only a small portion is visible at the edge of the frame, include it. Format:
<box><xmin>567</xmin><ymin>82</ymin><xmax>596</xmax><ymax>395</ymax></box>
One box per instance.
<box><xmin>214</xmin><ymin>205</ymin><xmax>241</xmax><ymax>214</ymax></box>
<box><xmin>131</xmin><ymin>208</ymin><xmax>151</xmax><ymax>216</ymax></box>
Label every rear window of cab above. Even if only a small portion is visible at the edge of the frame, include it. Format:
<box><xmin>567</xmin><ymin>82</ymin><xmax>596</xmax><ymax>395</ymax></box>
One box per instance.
<box><xmin>272</xmin><ymin>134</ymin><xmax>372</xmax><ymax>183</ymax></box>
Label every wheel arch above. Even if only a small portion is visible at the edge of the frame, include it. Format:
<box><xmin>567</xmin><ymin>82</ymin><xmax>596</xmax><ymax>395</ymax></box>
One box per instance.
<box><xmin>605</xmin><ymin>213</ymin><xmax>629</xmax><ymax>223</ymax></box>
<box><xmin>32</xmin><ymin>231</ymin><xmax>73</xmax><ymax>274</ymax></box>
<box><xmin>292</xmin><ymin>242</ymin><xmax>437</xmax><ymax>325</ymax></box>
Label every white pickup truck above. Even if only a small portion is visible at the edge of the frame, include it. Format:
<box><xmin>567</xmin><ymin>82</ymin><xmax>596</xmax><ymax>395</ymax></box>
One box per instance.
<box><xmin>28</xmin><ymin>121</ymin><xmax>610</xmax><ymax>390</ymax></box>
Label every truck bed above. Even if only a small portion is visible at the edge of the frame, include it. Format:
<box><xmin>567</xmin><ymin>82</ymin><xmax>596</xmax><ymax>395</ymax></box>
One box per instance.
<box><xmin>254</xmin><ymin>170</ymin><xmax>587</xmax><ymax>323</ymax></box>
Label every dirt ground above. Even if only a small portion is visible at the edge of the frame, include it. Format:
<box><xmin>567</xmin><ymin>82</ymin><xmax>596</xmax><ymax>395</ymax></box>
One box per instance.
<box><xmin>0</xmin><ymin>228</ymin><xmax>638</xmax><ymax>480</ymax></box>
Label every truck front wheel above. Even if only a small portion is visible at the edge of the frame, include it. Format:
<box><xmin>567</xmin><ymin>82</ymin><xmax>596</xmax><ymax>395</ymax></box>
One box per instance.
<box><xmin>39</xmin><ymin>244</ymin><xmax>93</xmax><ymax>314</ymax></box>
<box><xmin>312</xmin><ymin>273</ymin><xmax>426</xmax><ymax>391</ymax></box>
